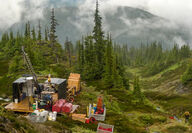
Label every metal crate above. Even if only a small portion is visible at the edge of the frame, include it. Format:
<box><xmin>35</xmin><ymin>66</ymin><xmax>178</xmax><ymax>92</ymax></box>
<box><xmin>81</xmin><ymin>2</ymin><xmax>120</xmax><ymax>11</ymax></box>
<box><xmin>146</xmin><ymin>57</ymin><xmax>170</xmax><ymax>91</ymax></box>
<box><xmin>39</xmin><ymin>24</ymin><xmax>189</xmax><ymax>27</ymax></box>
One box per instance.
<box><xmin>97</xmin><ymin>123</ymin><xmax>114</xmax><ymax>133</ymax></box>
<box><xmin>88</xmin><ymin>104</ymin><xmax>106</xmax><ymax>121</ymax></box>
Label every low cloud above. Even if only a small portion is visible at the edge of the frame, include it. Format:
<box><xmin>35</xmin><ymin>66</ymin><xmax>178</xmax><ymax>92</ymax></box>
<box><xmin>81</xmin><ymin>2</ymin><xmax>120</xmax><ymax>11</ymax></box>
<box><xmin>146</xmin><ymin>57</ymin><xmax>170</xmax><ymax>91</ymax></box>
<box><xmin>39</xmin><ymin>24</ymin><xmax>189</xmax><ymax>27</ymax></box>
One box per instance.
<box><xmin>99</xmin><ymin>0</ymin><xmax>192</xmax><ymax>28</ymax></box>
<box><xmin>0</xmin><ymin>0</ymin><xmax>191</xmax><ymax>46</ymax></box>
<box><xmin>76</xmin><ymin>0</ymin><xmax>192</xmax><ymax>46</ymax></box>
<box><xmin>0</xmin><ymin>0</ymin><xmax>48</xmax><ymax>30</ymax></box>
<box><xmin>0</xmin><ymin>0</ymin><xmax>23</xmax><ymax>30</ymax></box>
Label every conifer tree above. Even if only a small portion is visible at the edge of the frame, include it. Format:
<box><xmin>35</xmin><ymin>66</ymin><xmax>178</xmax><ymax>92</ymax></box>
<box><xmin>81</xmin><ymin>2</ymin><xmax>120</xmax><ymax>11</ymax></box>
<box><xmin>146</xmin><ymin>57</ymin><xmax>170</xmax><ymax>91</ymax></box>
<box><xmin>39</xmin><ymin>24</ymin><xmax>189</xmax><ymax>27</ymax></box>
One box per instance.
<box><xmin>31</xmin><ymin>27</ymin><xmax>36</xmax><ymax>41</ymax></box>
<box><xmin>180</xmin><ymin>45</ymin><xmax>190</xmax><ymax>59</ymax></box>
<box><xmin>77</xmin><ymin>39</ymin><xmax>84</xmax><ymax>73</ymax></box>
<box><xmin>104</xmin><ymin>34</ymin><xmax>113</xmax><ymax>88</ymax></box>
<box><xmin>9</xmin><ymin>51</ymin><xmax>23</xmax><ymax>73</ymax></box>
<box><xmin>80</xmin><ymin>37</ymin><xmax>85</xmax><ymax>67</ymax></box>
<box><xmin>84</xmin><ymin>36</ymin><xmax>91</xmax><ymax>64</ymax></box>
<box><xmin>181</xmin><ymin>63</ymin><xmax>192</xmax><ymax>84</ymax></box>
<box><xmin>27</xmin><ymin>21</ymin><xmax>31</xmax><ymax>38</ymax></box>
<box><xmin>1</xmin><ymin>32</ymin><xmax>9</xmax><ymax>42</ymax></box>
<box><xmin>133</xmin><ymin>76</ymin><xmax>143</xmax><ymax>103</ymax></box>
<box><xmin>65</xmin><ymin>37</ymin><xmax>72</xmax><ymax>67</ymax></box>
<box><xmin>77</xmin><ymin>40</ymin><xmax>82</xmax><ymax>72</ymax></box>
<box><xmin>172</xmin><ymin>44</ymin><xmax>179</xmax><ymax>61</ymax></box>
<box><xmin>47</xmin><ymin>27</ymin><xmax>50</xmax><ymax>39</ymax></box>
<box><xmin>9</xmin><ymin>31</ymin><xmax>14</xmax><ymax>40</ymax></box>
<box><xmin>38</xmin><ymin>20</ymin><xmax>42</xmax><ymax>41</ymax></box>
<box><xmin>49</xmin><ymin>8</ymin><xmax>58</xmax><ymax>46</ymax></box>
<box><xmin>24</xmin><ymin>23</ymin><xmax>28</xmax><ymax>38</ymax></box>
<box><xmin>112</xmin><ymin>54</ymin><xmax>123</xmax><ymax>88</ymax></box>
<box><xmin>93</xmin><ymin>0</ymin><xmax>105</xmax><ymax>77</ymax></box>
<box><xmin>16</xmin><ymin>31</ymin><xmax>21</xmax><ymax>40</ymax></box>
<box><xmin>15</xmin><ymin>31</ymin><xmax>21</xmax><ymax>49</ymax></box>
<box><xmin>83</xmin><ymin>35</ymin><xmax>98</xmax><ymax>80</ymax></box>
<box><xmin>24</xmin><ymin>21</ymin><xmax>31</xmax><ymax>39</ymax></box>
<box><xmin>45</xmin><ymin>27</ymin><xmax>48</xmax><ymax>41</ymax></box>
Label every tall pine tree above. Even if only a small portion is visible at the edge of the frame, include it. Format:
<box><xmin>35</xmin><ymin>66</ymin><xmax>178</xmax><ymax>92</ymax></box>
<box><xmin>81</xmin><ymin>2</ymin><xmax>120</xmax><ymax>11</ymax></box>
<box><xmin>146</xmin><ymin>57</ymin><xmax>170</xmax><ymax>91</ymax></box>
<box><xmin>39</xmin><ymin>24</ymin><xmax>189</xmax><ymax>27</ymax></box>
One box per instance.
<box><xmin>93</xmin><ymin>0</ymin><xmax>105</xmax><ymax>78</ymax></box>
<box><xmin>31</xmin><ymin>27</ymin><xmax>36</xmax><ymax>41</ymax></box>
<box><xmin>64</xmin><ymin>37</ymin><xmax>72</xmax><ymax>67</ymax></box>
<box><xmin>77</xmin><ymin>38</ymin><xmax>84</xmax><ymax>73</ymax></box>
<box><xmin>45</xmin><ymin>27</ymin><xmax>48</xmax><ymax>41</ymax></box>
<box><xmin>133</xmin><ymin>76</ymin><xmax>143</xmax><ymax>103</ymax></box>
<box><xmin>25</xmin><ymin>23</ymin><xmax>28</xmax><ymax>38</ymax></box>
<box><xmin>27</xmin><ymin>21</ymin><xmax>31</xmax><ymax>38</ymax></box>
<box><xmin>104</xmin><ymin>34</ymin><xmax>113</xmax><ymax>88</ymax></box>
<box><xmin>49</xmin><ymin>8</ymin><xmax>58</xmax><ymax>47</ymax></box>
<box><xmin>37</xmin><ymin>20</ymin><xmax>42</xmax><ymax>41</ymax></box>
<box><xmin>24</xmin><ymin>21</ymin><xmax>31</xmax><ymax>39</ymax></box>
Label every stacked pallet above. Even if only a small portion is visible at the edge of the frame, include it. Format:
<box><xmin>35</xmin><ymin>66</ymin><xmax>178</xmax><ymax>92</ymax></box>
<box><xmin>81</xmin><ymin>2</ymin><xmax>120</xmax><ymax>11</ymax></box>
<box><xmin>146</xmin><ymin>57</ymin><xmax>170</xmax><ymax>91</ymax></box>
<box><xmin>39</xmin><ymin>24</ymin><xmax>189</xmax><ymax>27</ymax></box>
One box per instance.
<box><xmin>72</xmin><ymin>114</ymin><xmax>86</xmax><ymax>123</ymax></box>
<box><xmin>67</xmin><ymin>73</ymin><xmax>81</xmax><ymax>95</ymax></box>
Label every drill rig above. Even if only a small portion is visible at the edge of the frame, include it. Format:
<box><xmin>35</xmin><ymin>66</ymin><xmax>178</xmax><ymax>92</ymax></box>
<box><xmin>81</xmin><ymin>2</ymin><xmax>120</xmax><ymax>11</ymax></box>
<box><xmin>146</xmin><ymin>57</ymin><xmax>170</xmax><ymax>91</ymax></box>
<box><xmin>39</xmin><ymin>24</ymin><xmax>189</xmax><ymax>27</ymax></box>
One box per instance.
<box><xmin>5</xmin><ymin>46</ymin><xmax>81</xmax><ymax>112</ymax></box>
<box><xmin>21</xmin><ymin>46</ymin><xmax>41</xmax><ymax>95</ymax></box>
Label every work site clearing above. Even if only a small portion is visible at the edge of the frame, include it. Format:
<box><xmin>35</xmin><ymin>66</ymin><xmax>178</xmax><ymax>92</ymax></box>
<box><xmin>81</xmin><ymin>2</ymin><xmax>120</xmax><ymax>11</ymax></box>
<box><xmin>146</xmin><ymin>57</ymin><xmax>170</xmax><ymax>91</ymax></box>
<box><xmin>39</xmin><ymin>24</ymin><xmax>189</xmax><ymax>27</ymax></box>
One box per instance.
<box><xmin>1</xmin><ymin>47</ymin><xmax>113</xmax><ymax>133</ymax></box>
<box><xmin>3</xmin><ymin>73</ymin><xmax>112</xmax><ymax>132</ymax></box>
<box><xmin>1</xmin><ymin>62</ymin><xmax>192</xmax><ymax>133</ymax></box>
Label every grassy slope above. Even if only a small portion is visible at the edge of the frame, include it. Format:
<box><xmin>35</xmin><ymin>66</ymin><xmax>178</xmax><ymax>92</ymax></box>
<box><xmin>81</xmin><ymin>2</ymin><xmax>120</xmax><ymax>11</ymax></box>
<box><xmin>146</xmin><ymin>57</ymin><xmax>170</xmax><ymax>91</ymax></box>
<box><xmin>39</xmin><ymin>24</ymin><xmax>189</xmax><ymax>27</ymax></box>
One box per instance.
<box><xmin>142</xmin><ymin>59</ymin><xmax>192</xmax><ymax>113</ymax></box>
<box><xmin>71</xmin><ymin>84</ymin><xmax>168</xmax><ymax>133</ymax></box>
<box><xmin>127</xmin><ymin>58</ymin><xmax>192</xmax><ymax>133</ymax></box>
<box><xmin>1</xmin><ymin>56</ymin><xmax>192</xmax><ymax>132</ymax></box>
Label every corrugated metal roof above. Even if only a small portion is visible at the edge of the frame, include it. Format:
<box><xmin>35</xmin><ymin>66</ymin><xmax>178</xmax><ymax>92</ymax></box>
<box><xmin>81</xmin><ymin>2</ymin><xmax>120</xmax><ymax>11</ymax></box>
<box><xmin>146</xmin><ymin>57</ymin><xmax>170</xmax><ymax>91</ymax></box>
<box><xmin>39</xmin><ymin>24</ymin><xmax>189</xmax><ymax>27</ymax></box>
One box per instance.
<box><xmin>13</xmin><ymin>77</ymin><xmax>33</xmax><ymax>83</ymax></box>
<box><xmin>45</xmin><ymin>78</ymin><xmax>66</xmax><ymax>85</ymax></box>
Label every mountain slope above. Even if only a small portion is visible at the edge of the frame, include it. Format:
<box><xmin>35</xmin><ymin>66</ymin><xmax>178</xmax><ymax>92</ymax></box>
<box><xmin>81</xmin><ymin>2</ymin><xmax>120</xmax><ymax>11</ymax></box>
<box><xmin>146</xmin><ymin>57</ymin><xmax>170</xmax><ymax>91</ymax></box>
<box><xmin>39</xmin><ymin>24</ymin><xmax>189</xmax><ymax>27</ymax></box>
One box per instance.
<box><xmin>3</xmin><ymin>6</ymin><xmax>190</xmax><ymax>47</ymax></box>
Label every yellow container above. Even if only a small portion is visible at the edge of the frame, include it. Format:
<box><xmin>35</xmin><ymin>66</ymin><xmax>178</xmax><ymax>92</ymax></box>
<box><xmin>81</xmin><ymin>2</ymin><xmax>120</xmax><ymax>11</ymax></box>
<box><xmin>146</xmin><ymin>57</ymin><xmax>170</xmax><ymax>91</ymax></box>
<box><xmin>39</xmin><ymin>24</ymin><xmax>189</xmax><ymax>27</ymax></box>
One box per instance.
<box><xmin>91</xmin><ymin>109</ymin><xmax>95</xmax><ymax>115</ymax></box>
<box><xmin>87</xmin><ymin>106</ymin><xmax>89</xmax><ymax>117</ymax></box>
<box><xmin>93</xmin><ymin>103</ymin><xmax>97</xmax><ymax>107</ymax></box>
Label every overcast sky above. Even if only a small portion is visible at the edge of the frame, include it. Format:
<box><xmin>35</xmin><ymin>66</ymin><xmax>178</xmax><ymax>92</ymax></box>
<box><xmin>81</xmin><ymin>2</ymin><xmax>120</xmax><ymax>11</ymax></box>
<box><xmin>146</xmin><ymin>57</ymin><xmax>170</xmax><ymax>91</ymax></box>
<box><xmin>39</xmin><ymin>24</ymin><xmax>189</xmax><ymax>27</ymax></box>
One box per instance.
<box><xmin>0</xmin><ymin>0</ymin><xmax>191</xmax><ymax>33</ymax></box>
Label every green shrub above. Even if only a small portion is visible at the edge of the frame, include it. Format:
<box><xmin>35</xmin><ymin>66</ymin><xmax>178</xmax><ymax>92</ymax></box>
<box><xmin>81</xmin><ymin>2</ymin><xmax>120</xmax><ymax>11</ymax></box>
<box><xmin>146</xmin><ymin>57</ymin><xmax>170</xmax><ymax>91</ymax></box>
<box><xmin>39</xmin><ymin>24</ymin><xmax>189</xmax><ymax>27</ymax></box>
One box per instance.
<box><xmin>181</xmin><ymin>63</ymin><xmax>192</xmax><ymax>84</ymax></box>
<box><xmin>166</xmin><ymin>125</ymin><xmax>188</xmax><ymax>133</ymax></box>
<box><xmin>0</xmin><ymin>75</ymin><xmax>15</xmax><ymax>96</ymax></box>
<box><xmin>0</xmin><ymin>60</ymin><xmax>8</xmax><ymax>76</ymax></box>
<box><xmin>156</xmin><ymin>116</ymin><xmax>167</xmax><ymax>123</ymax></box>
<box><xmin>50</xmin><ymin>64</ymin><xmax>70</xmax><ymax>79</ymax></box>
<box><xmin>139</xmin><ymin>114</ymin><xmax>166</xmax><ymax>126</ymax></box>
<box><xmin>139</xmin><ymin>114</ymin><xmax>154</xmax><ymax>125</ymax></box>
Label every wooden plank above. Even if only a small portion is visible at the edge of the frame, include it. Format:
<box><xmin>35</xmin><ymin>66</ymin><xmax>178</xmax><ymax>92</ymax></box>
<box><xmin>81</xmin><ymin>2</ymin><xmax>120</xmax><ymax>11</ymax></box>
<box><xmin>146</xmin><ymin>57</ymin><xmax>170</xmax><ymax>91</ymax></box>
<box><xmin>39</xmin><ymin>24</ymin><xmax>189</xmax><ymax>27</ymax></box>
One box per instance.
<box><xmin>5</xmin><ymin>97</ymin><xmax>34</xmax><ymax>113</ymax></box>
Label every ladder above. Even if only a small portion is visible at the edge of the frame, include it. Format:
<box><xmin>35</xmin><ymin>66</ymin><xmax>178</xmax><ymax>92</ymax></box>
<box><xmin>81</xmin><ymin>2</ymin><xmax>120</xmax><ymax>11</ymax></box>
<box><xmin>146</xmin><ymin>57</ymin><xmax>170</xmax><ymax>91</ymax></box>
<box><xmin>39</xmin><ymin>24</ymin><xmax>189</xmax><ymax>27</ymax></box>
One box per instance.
<box><xmin>21</xmin><ymin>46</ymin><xmax>39</xmax><ymax>90</ymax></box>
